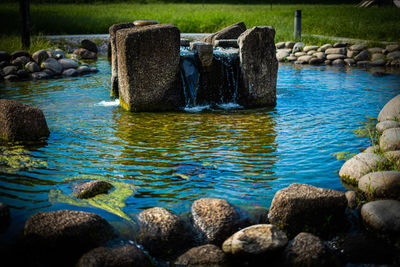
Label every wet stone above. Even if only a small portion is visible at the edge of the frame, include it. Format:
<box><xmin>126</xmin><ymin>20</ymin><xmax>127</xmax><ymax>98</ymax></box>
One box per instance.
<box><xmin>181</xmin><ymin>38</ymin><xmax>190</xmax><ymax>47</ymax></box>
<box><xmin>4</xmin><ymin>74</ymin><xmax>19</xmax><ymax>82</ymax></box>
<box><xmin>58</xmin><ymin>58</ymin><xmax>78</xmax><ymax>69</ymax></box>
<box><xmin>62</xmin><ymin>68</ymin><xmax>79</xmax><ymax>77</ymax></box>
<box><xmin>190</xmin><ymin>41</ymin><xmax>213</xmax><ymax>67</ymax></box>
<box><xmin>173</xmin><ymin>244</ymin><xmax>229</xmax><ymax>267</ymax></box>
<box><xmin>77</xmin><ymin>65</ymin><xmax>91</xmax><ymax>75</ymax></box>
<box><xmin>74</xmin><ymin>180</ymin><xmax>113</xmax><ymax>199</ymax></box>
<box><xmin>81</xmin><ymin>39</ymin><xmax>98</xmax><ymax>53</ymax></box>
<box><xmin>309</xmin><ymin>57</ymin><xmax>324</xmax><ymax>65</ymax></box>
<box><xmin>73</xmin><ymin>48</ymin><xmax>97</xmax><ymax>60</ymax></box>
<box><xmin>31</xmin><ymin>71</ymin><xmax>51</xmax><ymax>80</ymax></box>
<box><xmin>332</xmin><ymin>59</ymin><xmax>345</xmax><ymax>66</ymax></box>
<box><xmin>25</xmin><ymin>61</ymin><xmax>40</xmax><ymax>73</ymax></box>
<box><xmin>41</xmin><ymin>58</ymin><xmax>63</xmax><ymax>75</ymax></box>
<box><xmin>344</xmin><ymin>58</ymin><xmax>355</xmax><ymax>66</ymax></box>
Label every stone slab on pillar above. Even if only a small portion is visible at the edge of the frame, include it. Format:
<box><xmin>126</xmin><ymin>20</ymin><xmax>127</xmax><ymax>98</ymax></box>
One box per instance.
<box><xmin>238</xmin><ymin>26</ymin><xmax>278</xmax><ymax>108</ymax></box>
<box><xmin>116</xmin><ymin>24</ymin><xmax>184</xmax><ymax>111</ymax></box>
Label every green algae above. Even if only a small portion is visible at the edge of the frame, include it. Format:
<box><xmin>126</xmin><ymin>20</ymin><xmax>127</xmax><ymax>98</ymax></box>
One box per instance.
<box><xmin>0</xmin><ymin>145</ymin><xmax>48</xmax><ymax>173</ymax></box>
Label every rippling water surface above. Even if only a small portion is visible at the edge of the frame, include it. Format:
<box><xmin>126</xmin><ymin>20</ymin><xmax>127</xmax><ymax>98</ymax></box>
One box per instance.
<box><xmin>0</xmin><ymin>59</ymin><xmax>399</xmax><ymax>239</ymax></box>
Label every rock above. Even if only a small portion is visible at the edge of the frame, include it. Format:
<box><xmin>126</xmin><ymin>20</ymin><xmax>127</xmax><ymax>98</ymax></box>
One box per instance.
<box><xmin>41</xmin><ymin>58</ymin><xmax>63</xmax><ymax>75</ymax></box>
<box><xmin>294</xmin><ymin>52</ymin><xmax>306</xmax><ymax>57</ymax></box>
<box><xmin>359</xmin><ymin>171</ymin><xmax>400</xmax><ymax>199</ymax></box>
<box><xmin>294</xmin><ymin>60</ymin><xmax>306</xmax><ymax>65</ymax></box>
<box><xmin>324</xmin><ymin>60</ymin><xmax>331</xmax><ymax>65</ymax></box>
<box><xmin>349</xmin><ymin>44</ymin><xmax>367</xmax><ymax>51</ymax></box>
<box><xmin>307</xmin><ymin>50</ymin><xmax>316</xmax><ymax>55</ymax></box>
<box><xmin>285</xmin><ymin>41</ymin><xmax>295</xmax><ymax>49</ymax></box>
<box><xmin>222</xmin><ymin>224</ymin><xmax>287</xmax><ymax>255</ymax></box>
<box><xmin>332</xmin><ymin>59</ymin><xmax>345</xmax><ymax>66</ymax></box>
<box><xmin>133</xmin><ymin>19</ymin><xmax>159</xmax><ymax>26</ymax></box>
<box><xmin>333</xmin><ymin>42</ymin><xmax>348</xmax><ymax>48</ymax></box>
<box><xmin>47</xmin><ymin>49</ymin><xmax>65</xmax><ymax>59</ymax></box>
<box><xmin>314</xmin><ymin>52</ymin><xmax>325</xmax><ymax>60</ymax></box>
<box><xmin>4</xmin><ymin>74</ymin><xmax>19</xmax><ymax>82</ymax></box>
<box><xmin>11</xmin><ymin>56</ymin><xmax>29</xmax><ymax>68</ymax></box>
<box><xmin>303</xmin><ymin>45</ymin><xmax>319</xmax><ymax>52</ymax></box>
<box><xmin>292</xmin><ymin>42</ymin><xmax>304</xmax><ymax>53</ymax></box>
<box><xmin>17</xmin><ymin>69</ymin><xmax>29</xmax><ymax>80</ymax></box>
<box><xmin>325</xmin><ymin>48</ymin><xmax>346</xmax><ymax>55</ymax></box>
<box><xmin>361</xmin><ymin>200</ymin><xmax>400</xmax><ymax>233</ymax></box>
<box><xmin>0</xmin><ymin>60</ymin><xmax>9</xmax><ymax>69</ymax></box>
<box><xmin>356</xmin><ymin>60</ymin><xmax>370</xmax><ymax>67</ymax></box>
<box><xmin>368</xmin><ymin>47</ymin><xmax>383</xmax><ymax>54</ymax></box>
<box><xmin>3</xmin><ymin>66</ymin><xmax>17</xmax><ymax>76</ymax></box>
<box><xmin>284</xmin><ymin>232</ymin><xmax>337</xmax><ymax>267</ymax></box>
<box><xmin>81</xmin><ymin>39</ymin><xmax>98</xmax><ymax>53</ymax></box>
<box><xmin>58</xmin><ymin>58</ymin><xmax>78</xmax><ymax>69</ymax></box>
<box><xmin>173</xmin><ymin>244</ymin><xmax>228</xmax><ymax>267</ymax></box>
<box><xmin>339</xmin><ymin>153</ymin><xmax>387</xmax><ymax>184</ymax></box>
<box><xmin>297</xmin><ymin>55</ymin><xmax>312</xmax><ymax>63</ymax></box>
<box><xmin>25</xmin><ymin>61</ymin><xmax>40</xmax><ymax>73</ymax></box>
<box><xmin>73</xmin><ymin>48</ymin><xmax>97</xmax><ymax>60</ymax></box>
<box><xmin>213</xmin><ymin>39</ymin><xmax>238</xmax><ymax>48</ymax></box>
<box><xmin>32</xmin><ymin>49</ymin><xmax>49</xmax><ymax>65</ymax></box>
<box><xmin>369</xmin><ymin>59</ymin><xmax>386</xmax><ymax>67</ymax></box>
<box><xmin>326</xmin><ymin>54</ymin><xmax>346</xmax><ymax>60</ymax></box>
<box><xmin>268</xmin><ymin>183</ymin><xmax>347</xmax><ymax>237</ymax></box>
<box><xmin>77</xmin><ymin>245</ymin><xmax>152</xmax><ymax>267</ymax></box>
<box><xmin>346</xmin><ymin>50</ymin><xmax>359</xmax><ymax>58</ymax></box>
<box><xmin>379</xmin><ymin>97</ymin><xmax>400</xmax><ymax>123</ymax></box>
<box><xmin>181</xmin><ymin>38</ymin><xmax>190</xmax><ymax>47</ymax></box>
<box><xmin>109</xmin><ymin>22</ymin><xmax>135</xmax><ymax>97</ymax></box>
<box><xmin>0</xmin><ymin>51</ymin><xmax>10</xmax><ymax>62</ymax></box>
<box><xmin>116</xmin><ymin>24</ymin><xmax>183</xmax><ymax>111</ymax></box>
<box><xmin>237</xmin><ymin>26</ymin><xmax>278</xmax><ymax>108</ymax></box>
<box><xmin>276</xmin><ymin>50</ymin><xmax>290</xmax><ymax>62</ymax></box>
<box><xmin>77</xmin><ymin>65</ymin><xmax>90</xmax><ymax>75</ymax></box>
<box><xmin>10</xmin><ymin>50</ymin><xmax>30</xmax><ymax>60</ymax></box>
<box><xmin>384</xmin><ymin>150</ymin><xmax>400</xmax><ymax>165</ymax></box>
<box><xmin>286</xmin><ymin>56</ymin><xmax>297</xmax><ymax>61</ymax></box>
<box><xmin>319</xmin><ymin>44</ymin><xmax>332</xmax><ymax>52</ymax></box>
<box><xmin>345</xmin><ymin>191</ymin><xmax>358</xmax><ymax>209</ymax></box>
<box><xmin>190</xmin><ymin>41</ymin><xmax>214</xmax><ymax>67</ymax></box>
<box><xmin>386</xmin><ymin>44</ymin><xmax>399</xmax><ymax>52</ymax></box>
<box><xmin>137</xmin><ymin>207</ymin><xmax>190</xmax><ymax>257</ymax></box>
<box><xmin>344</xmin><ymin>58</ymin><xmax>355</xmax><ymax>66</ymax></box>
<box><xmin>89</xmin><ymin>67</ymin><xmax>99</xmax><ymax>73</ymax></box>
<box><xmin>0</xmin><ymin>202</ymin><xmax>10</xmax><ymax>232</ymax></box>
<box><xmin>309</xmin><ymin>58</ymin><xmax>323</xmax><ymax>65</ymax></box>
<box><xmin>73</xmin><ymin>180</ymin><xmax>113</xmax><ymax>199</ymax></box>
<box><xmin>276</xmin><ymin>42</ymin><xmax>285</xmax><ymax>49</ymax></box>
<box><xmin>192</xmin><ymin>198</ymin><xmax>240</xmax><ymax>244</ymax></box>
<box><xmin>31</xmin><ymin>71</ymin><xmax>51</xmax><ymax>80</ymax></box>
<box><xmin>354</xmin><ymin>50</ymin><xmax>370</xmax><ymax>61</ymax></box>
<box><xmin>371</xmin><ymin>53</ymin><xmax>385</xmax><ymax>61</ymax></box>
<box><xmin>380</xmin><ymin>127</ymin><xmax>400</xmax><ymax>152</ymax></box>
<box><xmin>62</xmin><ymin>68</ymin><xmax>79</xmax><ymax>77</ymax></box>
<box><xmin>363</xmin><ymin>145</ymin><xmax>379</xmax><ymax>153</ymax></box>
<box><xmin>376</xmin><ymin>120</ymin><xmax>400</xmax><ymax>133</ymax></box>
<box><xmin>203</xmin><ymin>22</ymin><xmax>246</xmax><ymax>44</ymax></box>
<box><xmin>0</xmin><ymin>99</ymin><xmax>50</xmax><ymax>141</ymax></box>
<box><xmin>387</xmin><ymin>50</ymin><xmax>400</xmax><ymax>60</ymax></box>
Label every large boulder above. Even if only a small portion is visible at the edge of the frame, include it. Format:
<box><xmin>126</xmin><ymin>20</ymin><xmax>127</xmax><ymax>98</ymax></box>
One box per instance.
<box><xmin>116</xmin><ymin>24</ymin><xmax>184</xmax><ymax>111</ymax></box>
<box><xmin>137</xmin><ymin>207</ymin><xmax>191</xmax><ymax>257</ymax></box>
<box><xmin>32</xmin><ymin>49</ymin><xmax>49</xmax><ymax>65</ymax></box>
<box><xmin>81</xmin><ymin>39</ymin><xmax>98</xmax><ymax>54</ymax></box>
<box><xmin>203</xmin><ymin>22</ymin><xmax>247</xmax><ymax>45</ymax></box>
<box><xmin>41</xmin><ymin>58</ymin><xmax>63</xmax><ymax>75</ymax></box>
<box><xmin>268</xmin><ymin>183</ymin><xmax>347</xmax><ymax>237</ymax></box>
<box><xmin>190</xmin><ymin>41</ymin><xmax>213</xmax><ymax>67</ymax></box>
<box><xmin>379</xmin><ymin>127</ymin><xmax>400</xmax><ymax>152</ymax></box>
<box><xmin>0</xmin><ymin>99</ymin><xmax>50</xmax><ymax>142</ymax></box>
<box><xmin>77</xmin><ymin>245</ymin><xmax>152</xmax><ymax>267</ymax></box>
<box><xmin>361</xmin><ymin>200</ymin><xmax>400</xmax><ymax>234</ymax></box>
<box><xmin>73</xmin><ymin>48</ymin><xmax>97</xmax><ymax>60</ymax></box>
<box><xmin>109</xmin><ymin>22</ymin><xmax>135</xmax><ymax>97</ymax></box>
<box><xmin>173</xmin><ymin>244</ymin><xmax>229</xmax><ymax>267</ymax></box>
<box><xmin>339</xmin><ymin>152</ymin><xmax>387</xmax><ymax>184</ymax></box>
<box><xmin>237</xmin><ymin>26</ymin><xmax>278</xmax><ymax>108</ymax></box>
<box><xmin>359</xmin><ymin>171</ymin><xmax>400</xmax><ymax>199</ymax></box>
<box><xmin>222</xmin><ymin>224</ymin><xmax>288</xmax><ymax>255</ymax></box>
<box><xmin>191</xmin><ymin>198</ymin><xmax>240</xmax><ymax>244</ymax></box>
<box><xmin>378</xmin><ymin>94</ymin><xmax>400</xmax><ymax>122</ymax></box>
<box><xmin>73</xmin><ymin>180</ymin><xmax>113</xmax><ymax>199</ymax></box>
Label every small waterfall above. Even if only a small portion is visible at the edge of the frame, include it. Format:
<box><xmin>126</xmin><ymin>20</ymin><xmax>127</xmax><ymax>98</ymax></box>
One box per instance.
<box><xmin>180</xmin><ymin>47</ymin><xmax>241</xmax><ymax>109</ymax></box>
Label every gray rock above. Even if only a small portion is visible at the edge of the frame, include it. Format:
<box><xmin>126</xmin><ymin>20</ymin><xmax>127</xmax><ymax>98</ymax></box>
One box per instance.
<box><xmin>303</xmin><ymin>45</ymin><xmax>319</xmax><ymax>52</ymax></box>
<box><xmin>222</xmin><ymin>224</ymin><xmax>288</xmax><ymax>255</ymax></box>
<box><xmin>213</xmin><ymin>39</ymin><xmax>238</xmax><ymax>48</ymax></box>
<box><xmin>387</xmin><ymin>50</ymin><xmax>400</xmax><ymax>60</ymax></box>
<box><xmin>354</xmin><ymin>50</ymin><xmax>370</xmax><ymax>61</ymax></box>
<box><xmin>371</xmin><ymin>53</ymin><xmax>385</xmax><ymax>61</ymax></box>
<box><xmin>32</xmin><ymin>49</ymin><xmax>49</xmax><ymax>65</ymax></box>
<box><xmin>77</xmin><ymin>65</ymin><xmax>90</xmax><ymax>75</ymax></box>
<box><xmin>3</xmin><ymin>66</ymin><xmax>17</xmax><ymax>76</ymax></box>
<box><xmin>297</xmin><ymin>55</ymin><xmax>312</xmax><ymax>63</ymax></box>
<box><xmin>376</xmin><ymin>120</ymin><xmax>400</xmax><ymax>133</ymax></box>
<box><xmin>332</xmin><ymin>59</ymin><xmax>345</xmax><ymax>66</ymax></box>
<box><xmin>237</xmin><ymin>26</ymin><xmax>278</xmax><ymax>108</ymax></box>
<box><xmin>89</xmin><ymin>67</ymin><xmax>99</xmax><ymax>73</ymax></box>
<box><xmin>4</xmin><ymin>74</ymin><xmax>18</xmax><ymax>82</ymax></box>
<box><xmin>361</xmin><ymin>200</ymin><xmax>400</xmax><ymax>233</ymax></box>
<box><xmin>12</xmin><ymin>56</ymin><xmax>29</xmax><ymax>68</ymax></box>
<box><xmin>307</xmin><ymin>50</ymin><xmax>316</xmax><ymax>55</ymax></box>
<box><xmin>346</xmin><ymin>50</ymin><xmax>359</xmax><ymax>58</ymax></box>
<box><xmin>73</xmin><ymin>180</ymin><xmax>113</xmax><ymax>199</ymax></box>
<box><xmin>345</xmin><ymin>190</ymin><xmax>357</xmax><ymax>209</ymax></box>
<box><xmin>0</xmin><ymin>202</ymin><xmax>10</xmax><ymax>232</ymax></box>
<box><xmin>349</xmin><ymin>44</ymin><xmax>367</xmax><ymax>51</ymax></box>
<box><xmin>369</xmin><ymin>59</ymin><xmax>386</xmax><ymax>67</ymax></box>
<box><xmin>190</xmin><ymin>41</ymin><xmax>214</xmax><ymax>67</ymax></box>
<box><xmin>47</xmin><ymin>49</ymin><xmax>65</xmax><ymax>59</ymax></box>
<box><xmin>339</xmin><ymin>153</ymin><xmax>387</xmax><ymax>184</ymax></box>
<box><xmin>294</xmin><ymin>52</ymin><xmax>306</xmax><ymax>57</ymax></box>
<box><xmin>180</xmin><ymin>38</ymin><xmax>190</xmax><ymax>47</ymax></box>
<box><xmin>173</xmin><ymin>244</ymin><xmax>228</xmax><ymax>267</ymax></box>
<box><xmin>62</xmin><ymin>68</ymin><xmax>79</xmax><ymax>77</ymax></box>
<box><xmin>314</xmin><ymin>52</ymin><xmax>325</xmax><ymax>60</ymax></box>
<box><xmin>283</xmin><ymin>232</ymin><xmax>337</xmax><ymax>267</ymax></box>
<box><xmin>292</xmin><ymin>42</ymin><xmax>304</xmax><ymax>53</ymax></box>
<box><xmin>81</xmin><ymin>39</ymin><xmax>98</xmax><ymax>53</ymax></box>
<box><xmin>73</xmin><ymin>48</ymin><xmax>97</xmax><ymax>60</ymax></box>
<box><xmin>276</xmin><ymin>50</ymin><xmax>290</xmax><ymax>62</ymax></box>
<box><xmin>268</xmin><ymin>183</ymin><xmax>347</xmax><ymax>237</ymax></box>
<box><xmin>25</xmin><ymin>61</ymin><xmax>40</xmax><ymax>73</ymax></box>
<box><xmin>77</xmin><ymin>245</ymin><xmax>152</xmax><ymax>267</ymax></box>
<box><xmin>203</xmin><ymin>22</ymin><xmax>246</xmax><ymax>45</ymax></box>
<box><xmin>363</xmin><ymin>145</ymin><xmax>379</xmax><ymax>153</ymax></box>
<box><xmin>294</xmin><ymin>60</ymin><xmax>306</xmax><ymax>65</ymax></box>
<box><xmin>386</xmin><ymin>44</ymin><xmax>399</xmax><ymax>52</ymax></box>
<box><xmin>42</xmin><ymin>69</ymin><xmax>54</xmax><ymax>77</ymax></box>
<box><xmin>10</xmin><ymin>50</ymin><xmax>30</xmax><ymax>60</ymax></box>
<box><xmin>324</xmin><ymin>60</ymin><xmax>331</xmax><ymax>65</ymax></box>
<box><xmin>286</xmin><ymin>56</ymin><xmax>297</xmax><ymax>61</ymax></box>
<box><xmin>31</xmin><ymin>71</ymin><xmax>51</xmax><ymax>80</ymax></box>
<box><xmin>41</xmin><ymin>58</ymin><xmax>63</xmax><ymax>75</ymax></box>
<box><xmin>333</xmin><ymin>42</ymin><xmax>348</xmax><ymax>48</ymax></box>
<box><xmin>17</xmin><ymin>69</ymin><xmax>29</xmax><ymax>80</ymax></box>
<box><xmin>368</xmin><ymin>47</ymin><xmax>383</xmax><ymax>54</ymax></box>
<box><xmin>380</xmin><ymin>127</ymin><xmax>400</xmax><ymax>152</ymax></box>
<box><xmin>318</xmin><ymin>44</ymin><xmax>332</xmax><ymax>52</ymax></box>
<box><xmin>326</xmin><ymin>54</ymin><xmax>346</xmax><ymax>60</ymax></box>
<box><xmin>285</xmin><ymin>41</ymin><xmax>296</xmax><ymax>49</ymax></box>
<box><xmin>0</xmin><ymin>60</ymin><xmax>9</xmax><ymax>69</ymax></box>
<box><xmin>309</xmin><ymin>58</ymin><xmax>323</xmax><ymax>65</ymax></box>
<box><xmin>356</xmin><ymin>60</ymin><xmax>370</xmax><ymax>67</ymax></box>
<box><xmin>276</xmin><ymin>42</ymin><xmax>285</xmax><ymax>49</ymax></box>
<box><xmin>58</xmin><ymin>58</ymin><xmax>78</xmax><ymax>69</ymax></box>
<box><xmin>344</xmin><ymin>58</ymin><xmax>356</xmax><ymax>66</ymax></box>
<box><xmin>359</xmin><ymin>171</ymin><xmax>400</xmax><ymax>199</ymax></box>
<box><xmin>0</xmin><ymin>99</ymin><xmax>50</xmax><ymax>141</ymax></box>
<box><xmin>0</xmin><ymin>51</ymin><xmax>10</xmax><ymax>62</ymax></box>
<box><xmin>325</xmin><ymin>48</ymin><xmax>346</xmax><ymax>55</ymax></box>
<box><xmin>192</xmin><ymin>198</ymin><xmax>240</xmax><ymax>244</ymax></box>
<box><xmin>137</xmin><ymin>207</ymin><xmax>190</xmax><ymax>257</ymax></box>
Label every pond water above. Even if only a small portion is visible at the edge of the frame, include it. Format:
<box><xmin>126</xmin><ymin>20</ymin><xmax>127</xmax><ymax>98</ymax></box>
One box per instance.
<box><xmin>0</xmin><ymin>58</ymin><xmax>399</xmax><ymax>240</ymax></box>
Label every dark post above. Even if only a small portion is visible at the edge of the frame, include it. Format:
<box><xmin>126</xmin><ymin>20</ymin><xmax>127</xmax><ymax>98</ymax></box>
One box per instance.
<box><xmin>20</xmin><ymin>0</ymin><xmax>30</xmax><ymax>49</ymax></box>
<box><xmin>294</xmin><ymin>10</ymin><xmax>301</xmax><ymax>41</ymax></box>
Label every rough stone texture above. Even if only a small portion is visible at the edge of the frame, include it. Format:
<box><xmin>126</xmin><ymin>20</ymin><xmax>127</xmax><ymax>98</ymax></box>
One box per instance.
<box><xmin>284</xmin><ymin>232</ymin><xmax>337</xmax><ymax>267</ymax></box>
<box><xmin>116</xmin><ymin>24</ymin><xmax>184</xmax><ymax>111</ymax></box>
<box><xmin>237</xmin><ymin>26</ymin><xmax>278</xmax><ymax>108</ymax></box>
<box><xmin>345</xmin><ymin>190</ymin><xmax>357</xmax><ymax>209</ymax></box>
<box><xmin>0</xmin><ymin>202</ymin><xmax>10</xmax><ymax>232</ymax></box>
<box><xmin>303</xmin><ymin>45</ymin><xmax>319</xmax><ymax>52</ymax></box>
<box><xmin>268</xmin><ymin>183</ymin><xmax>347</xmax><ymax>237</ymax></box>
<box><xmin>354</xmin><ymin>50</ymin><xmax>370</xmax><ymax>61</ymax></box>
<box><xmin>10</xmin><ymin>50</ymin><xmax>30</xmax><ymax>60</ymax></box>
<box><xmin>344</xmin><ymin>58</ymin><xmax>356</xmax><ymax>66</ymax></box>
<box><xmin>31</xmin><ymin>71</ymin><xmax>51</xmax><ymax>80</ymax></box>
<box><xmin>41</xmin><ymin>58</ymin><xmax>63</xmax><ymax>75</ymax></box>
<box><xmin>297</xmin><ymin>55</ymin><xmax>312</xmax><ymax>63</ymax></box>
<box><xmin>325</xmin><ymin>48</ymin><xmax>346</xmax><ymax>55</ymax></box>
<box><xmin>73</xmin><ymin>48</ymin><xmax>97</xmax><ymax>60</ymax></box>
<box><xmin>25</xmin><ymin>61</ymin><xmax>40</xmax><ymax>73</ymax></box>
<box><xmin>376</xmin><ymin>120</ymin><xmax>400</xmax><ymax>133</ymax></box>
<box><xmin>349</xmin><ymin>44</ymin><xmax>367</xmax><ymax>51</ymax></box>
<box><xmin>173</xmin><ymin>244</ymin><xmax>229</xmax><ymax>267</ymax></box>
<box><xmin>332</xmin><ymin>59</ymin><xmax>344</xmax><ymax>66</ymax></box>
<box><xmin>137</xmin><ymin>207</ymin><xmax>191</xmax><ymax>257</ymax></box>
<box><xmin>0</xmin><ymin>99</ymin><xmax>50</xmax><ymax>142</ymax></box>
<box><xmin>378</xmin><ymin>94</ymin><xmax>400</xmax><ymax>122</ymax></box>
<box><xmin>276</xmin><ymin>42</ymin><xmax>285</xmax><ymax>49</ymax></box>
<box><xmin>25</xmin><ymin>210</ymin><xmax>115</xmax><ymax>255</ymax></box>
<box><xmin>222</xmin><ymin>224</ymin><xmax>287</xmax><ymax>255</ymax></box>
<box><xmin>387</xmin><ymin>51</ymin><xmax>400</xmax><ymax>60</ymax></box>
<box><xmin>58</xmin><ymin>58</ymin><xmax>78</xmax><ymax>69</ymax></box>
<box><xmin>361</xmin><ymin>200</ymin><xmax>400</xmax><ymax>233</ymax></box>
<box><xmin>285</xmin><ymin>41</ymin><xmax>295</xmax><ymax>49</ymax></box>
<box><xmin>386</xmin><ymin>44</ymin><xmax>399</xmax><ymax>52</ymax></box>
<box><xmin>384</xmin><ymin>150</ymin><xmax>400</xmax><ymax>166</ymax></box>
<box><xmin>81</xmin><ymin>39</ymin><xmax>98</xmax><ymax>53</ymax></box>
<box><xmin>213</xmin><ymin>39</ymin><xmax>238</xmax><ymax>48</ymax></box>
<box><xmin>4</xmin><ymin>74</ymin><xmax>18</xmax><ymax>82</ymax></box>
<box><xmin>74</xmin><ymin>180</ymin><xmax>113</xmax><ymax>199</ymax></box>
<box><xmin>77</xmin><ymin>65</ymin><xmax>91</xmax><ymax>75</ymax></box>
<box><xmin>190</xmin><ymin>41</ymin><xmax>214</xmax><ymax>67</ymax></box>
<box><xmin>12</xmin><ymin>56</ymin><xmax>29</xmax><ymax>68</ymax></box>
<box><xmin>326</xmin><ymin>54</ymin><xmax>346</xmax><ymax>60</ymax></box>
<box><xmin>339</xmin><ymin>153</ymin><xmax>387</xmax><ymax>184</ymax></box>
<box><xmin>192</xmin><ymin>198</ymin><xmax>240</xmax><ymax>244</ymax></box>
<box><xmin>319</xmin><ymin>44</ymin><xmax>332</xmax><ymax>52</ymax></box>
<box><xmin>371</xmin><ymin>53</ymin><xmax>385</xmax><ymax>61</ymax></box>
<box><xmin>62</xmin><ymin>68</ymin><xmax>79</xmax><ymax>77</ymax></box>
<box><xmin>380</xmin><ymin>127</ymin><xmax>400</xmax><ymax>152</ymax></box>
<box><xmin>77</xmin><ymin>245</ymin><xmax>152</xmax><ymax>267</ymax></box>
<box><xmin>203</xmin><ymin>22</ymin><xmax>246</xmax><ymax>44</ymax></box>
<box><xmin>309</xmin><ymin>58</ymin><xmax>323</xmax><ymax>65</ymax></box>
<box><xmin>359</xmin><ymin>171</ymin><xmax>400</xmax><ymax>199</ymax></box>
<box><xmin>32</xmin><ymin>49</ymin><xmax>49</xmax><ymax>65</ymax></box>
<box><xmin>0</xmin><ymin>51</ymin><xmax>10</xmax><ymax>62</ymax></box>
<box><xmin>3</xmin><ymin>66</ymin><xmax>17</xmax><ymax>76</ymax></box>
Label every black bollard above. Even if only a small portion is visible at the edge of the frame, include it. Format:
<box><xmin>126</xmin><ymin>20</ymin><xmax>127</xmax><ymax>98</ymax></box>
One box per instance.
<box><xmin>19</xmin><ymin>0</ymin><xmax>30</xmax><ymax>49</ymax></box>
<box><xmin>294</xmin><ymin>10</ymin><xmax>301</xmax><ymax>41</ymax></box>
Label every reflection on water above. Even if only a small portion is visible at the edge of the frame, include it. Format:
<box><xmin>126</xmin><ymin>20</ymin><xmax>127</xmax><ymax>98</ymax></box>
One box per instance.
<box><xmin>0</xmin><ymin>58</ymin><xmax>399</xmax><ymax>240</ymax></box>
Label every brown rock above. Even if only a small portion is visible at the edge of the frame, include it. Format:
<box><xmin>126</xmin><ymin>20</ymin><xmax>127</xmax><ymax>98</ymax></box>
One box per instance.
<box><xmin>173</xmin><ymin>244</ymin><xmax>228</xmax><ymax>267</ymax></box>
<box><xmin>203</xmin><ymin>22</ymin><xmax>246</xmax><ymax>44</ymax></box>
<box><xmin>74</xmin><ymin>180</ymin><xmax>113</xmax><ymax>199</ymax></box>
<box><xmin>73</xmin><ymin>48</ymin><xmax>97</xmax><ymax>60</ymax></box>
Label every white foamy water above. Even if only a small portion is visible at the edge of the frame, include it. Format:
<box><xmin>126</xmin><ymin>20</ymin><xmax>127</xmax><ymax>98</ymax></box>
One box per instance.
<box><xmin>184</xmin><ymin>105</ymin><xmax>211</xmax><ymax>112</ymax></box>
<box><xmin>217</xmin><ymin>102</ymin><xmax>243</xmax><ymax>110</ymax></box>
<box><xmin>97</xmin><ymin>99</ymin><xmax>120</xmax><ymax>106</ymax></box>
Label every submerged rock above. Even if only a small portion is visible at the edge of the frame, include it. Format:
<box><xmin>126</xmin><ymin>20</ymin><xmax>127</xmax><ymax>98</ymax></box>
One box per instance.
<box><xmin>379</xmin><ymin>127</ymin><xmax>400</xmax><ymax>152</ymax></box>
<box><xmin>203</xmin><ymin>22</ymin><xmax>246</xmax><ymax>45</ymax></box>
<box><xmin>361</xmin><ymin>200</ymin><xmax>400</xmax><ymax>234</ymax></box>
<box><xmin>173</xmin><ymin>244</ymin><xmax>228</xmax><ymax>267</ymax></box>
<box><xmin>74</xmin><ymin>180</ymin><xmax>113</xmax><ymax>199</ymax></box>
<box><xmin>359</xmin><ymin>171</ymin><xmax>400</xmax><ymax>199</ymax></box>
<box><xmin>378</xmin><ymin>94</ymin><xmax>400</xmax><ymax>122</ymax></box>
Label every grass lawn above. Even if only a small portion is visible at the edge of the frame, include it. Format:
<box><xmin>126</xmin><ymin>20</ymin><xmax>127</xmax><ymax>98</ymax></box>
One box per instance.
<box><xmin>0</xmin><ymin>3</ymin><xmax>399</xmax><ymax>52</ymax></box>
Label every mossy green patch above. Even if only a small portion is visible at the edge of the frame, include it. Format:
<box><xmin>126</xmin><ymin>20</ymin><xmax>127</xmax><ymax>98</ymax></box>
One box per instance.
<box><xmin>0</xmin><ymin>145</ymin><xmax>48</xmax><ymax>173</ymax></box>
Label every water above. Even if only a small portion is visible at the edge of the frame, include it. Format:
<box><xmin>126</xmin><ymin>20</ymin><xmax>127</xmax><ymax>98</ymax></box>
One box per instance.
<box><xmin>0</xmin><ymin>59</ymin><xmax>399</xmax><ymax>241</ymax></box>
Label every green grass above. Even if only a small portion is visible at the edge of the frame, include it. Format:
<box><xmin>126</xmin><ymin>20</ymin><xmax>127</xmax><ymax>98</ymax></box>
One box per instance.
<box><xmin>0</xmin><ymin>3</ymin><xmax>399</xmax><ymax>53</ymax></box>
